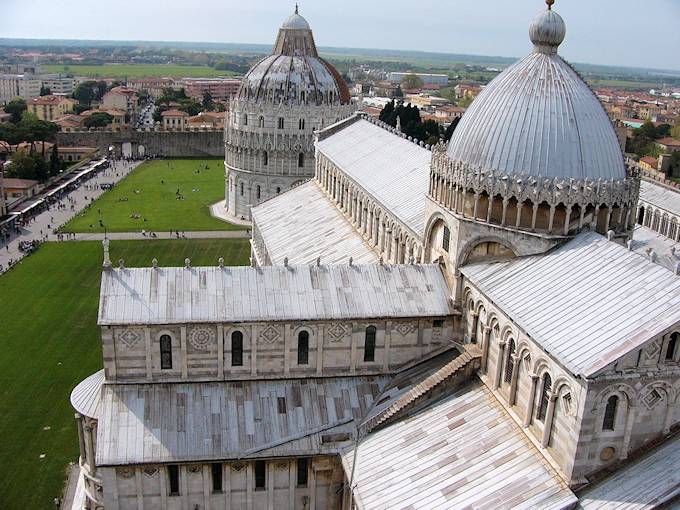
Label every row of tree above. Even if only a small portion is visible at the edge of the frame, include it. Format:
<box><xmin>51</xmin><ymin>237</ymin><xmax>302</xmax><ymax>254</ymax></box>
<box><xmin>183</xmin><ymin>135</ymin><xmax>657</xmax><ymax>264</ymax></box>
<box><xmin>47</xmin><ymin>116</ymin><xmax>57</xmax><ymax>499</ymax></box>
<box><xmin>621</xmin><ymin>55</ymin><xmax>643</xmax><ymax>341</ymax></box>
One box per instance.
<box><xmin>378</xmin><ymin>100</ymin><xmax>459</xmax><ymax>145</ymax></box>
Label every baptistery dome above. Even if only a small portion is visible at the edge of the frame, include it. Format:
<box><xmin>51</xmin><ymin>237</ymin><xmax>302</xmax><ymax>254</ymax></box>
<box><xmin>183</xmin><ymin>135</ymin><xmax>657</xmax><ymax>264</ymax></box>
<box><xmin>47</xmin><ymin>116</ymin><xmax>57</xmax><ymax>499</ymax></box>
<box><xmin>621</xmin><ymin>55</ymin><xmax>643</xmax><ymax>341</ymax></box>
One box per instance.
<box><xmin>224</xmin><ymin>7</ymin><xmax>355</xmax><ymax>221</ymax></box>
<box><xmin>237</xmin><ymin>7</ymin><xmax>350</xmax><ymax>106</ymax></box>
<box><xmin>447</xmin><ymin>2</ymin><xmax>625</xmax><ymax>182</ymax></box>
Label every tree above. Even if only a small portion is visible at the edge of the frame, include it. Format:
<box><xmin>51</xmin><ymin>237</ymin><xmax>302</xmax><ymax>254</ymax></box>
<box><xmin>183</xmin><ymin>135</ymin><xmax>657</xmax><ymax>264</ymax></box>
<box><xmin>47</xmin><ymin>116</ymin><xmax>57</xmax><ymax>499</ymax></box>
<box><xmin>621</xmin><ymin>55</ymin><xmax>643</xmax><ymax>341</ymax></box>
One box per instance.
<box><xmin>5</xmin><ymin>150</ymin><xmax>49</xmax><ymax>182</ymax></box>
<box><xmin>39</xmin><ymin>85</ymin><xmax>51</xmax><ymax>96</ymax></box>
<box><xmin>73</xmin><ymin>82</ymin><xmax>95</xmax><ymax>105</ymax></box>
<box><xmin>444</xmin><ymin>117</ymin><xmax>461</xmax><ymax>142</ymax></box>
<box><xmin>672</xmin><ymin>124</ymin><xmax>680</xmax><ymax>141</ymax></box>
<box><xmin>49</xmin><ymin>144</ymin><xmax>61</xmax><ymax>176</ymax></box>
<box><xmin>393</xmin><ymin>85</ymin><xmax>404</xmax><ymax>98</ymax></box>
<box><xmin>401</xmin><ymin>74</ymin><xmax>424</xmax><ymax>90</ymax></box>
<box><xmin>202</xmin><ymin>91</ymin><xmax>213</xmax><ymax>110</ymax></box>
<box><xmin>656</xmin><ymin>124</ymin><xmax>671</xmax><ymax>138</ymax></box>
<box><xmin>84</xmin><ymin>112</ymin><xmax>113</xmax><ymax>128</ymax></box>
<box><xmin>4</xmin><ymin>98</ymin><xmax>27</xmax><ymax>124</ymax></box>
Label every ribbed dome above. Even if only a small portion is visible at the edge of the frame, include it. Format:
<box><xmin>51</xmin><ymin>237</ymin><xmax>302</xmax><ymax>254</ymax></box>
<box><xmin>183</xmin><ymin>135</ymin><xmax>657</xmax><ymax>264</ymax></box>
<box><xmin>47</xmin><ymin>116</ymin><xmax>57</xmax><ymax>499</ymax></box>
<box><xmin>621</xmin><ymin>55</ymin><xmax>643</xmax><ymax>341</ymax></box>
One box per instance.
<box><xmin>237</xmin><ymin>7</ymin><xmax>350</xmax><ymax>106</ymax></box>
<box><xmin>447</xmin><ymin>4</ymin><xmax>625</xmax><ymax>182</ymax></box>
<box><xmin>282</xmin><ymin>12</ymin><xmax>310</xmax><ymax>30</ymax></box>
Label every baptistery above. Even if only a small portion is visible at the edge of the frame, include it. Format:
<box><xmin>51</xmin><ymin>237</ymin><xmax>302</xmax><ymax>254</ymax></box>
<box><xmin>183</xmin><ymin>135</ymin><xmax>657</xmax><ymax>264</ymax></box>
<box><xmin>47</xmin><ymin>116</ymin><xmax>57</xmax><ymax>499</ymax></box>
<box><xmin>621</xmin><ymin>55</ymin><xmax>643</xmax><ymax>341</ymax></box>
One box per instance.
<box><xmin>224</xmin><ymin>7</ymin><xmax>354</xmax><ymax>220</ymax></box>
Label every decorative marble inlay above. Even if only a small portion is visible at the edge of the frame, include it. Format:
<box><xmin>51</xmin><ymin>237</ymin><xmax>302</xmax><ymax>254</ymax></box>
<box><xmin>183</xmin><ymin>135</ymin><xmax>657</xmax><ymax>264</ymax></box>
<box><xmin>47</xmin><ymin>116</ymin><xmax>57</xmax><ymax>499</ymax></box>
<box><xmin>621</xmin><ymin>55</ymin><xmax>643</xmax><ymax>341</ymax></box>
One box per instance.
<box><xmin>188</xmin><ymin>465</ymin><xmax>201</xmax><ymax>474</ymax></box>
<box><xmin>642</xmin><ymin>388</ymin><xmax>664</xmax><ymax>409</ymax></box>
<box><xmin>188</xmin><ymin>327</ymin><xmax>216</xmax><ymax>350</ymax></box>
<box><xmin>117</xmin><ymin>330</ymin><xmax>142</xmax><ymax>348</ymax></box>
<box><xmin>396</xmin><ymin>323</ymin><xmax>414</xmax><ymax>336</ymax></box>
<box><xmin>143</xmin><ymin>467</ymin><xmax>158</xmax><ymax>477</ymax></box>
<box><xmin>260</xmin><ymin>325</ymin><xmax>281</xmax><ymax>344</ymax></box>
<box><xmin>117</xmin><ymin>467</ymin><xmax>134</xmax><ymax>479</ymax></box>
<box><xmin>328</xmin><ymin>323</ymin><xmax>348</xmax><ymax>342</ymax></box>
<box><xmin>232</xmin><ymin>461</ymin><xmax>245</xmax><ymax>472</ymax></box>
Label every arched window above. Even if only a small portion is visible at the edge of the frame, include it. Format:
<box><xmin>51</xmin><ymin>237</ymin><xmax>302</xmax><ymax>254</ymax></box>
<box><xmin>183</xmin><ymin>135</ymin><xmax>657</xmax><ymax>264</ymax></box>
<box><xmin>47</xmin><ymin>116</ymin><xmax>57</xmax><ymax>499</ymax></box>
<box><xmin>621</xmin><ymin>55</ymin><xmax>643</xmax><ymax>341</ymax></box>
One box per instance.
<box><xmin>231</xmin><ymin>331</ymin><xmax>243</xmax><ymax>366</ymax></box>
<box><xmin>504</xmin><ymin>339</ymin><xmax>516</xmax><ymax>384</ymax></box>
<box><xmin>276</xmin><ymin>187</ymin><xmax>281</xmax><ymax>194</ymax></box>
<box><xmin>299</xmin><ymin>118</ymin><xmax>305</xmax><ymax>130</ymax></box>
<box><xmin>160</xmin><ymin>335</ymin><xmax>172</xmax><ymax>369</ymax></box>
<box><xmin>603</xmin><ymin>395</ymin><xmax>618</xmax><ymax>430</ymax></box>
<box><xmin>666</xmin><ymin>332</ymin><xmax>679</xmax><ymax>361</ymax></box>
<box><xmin>637</xmin><ymin>206</ymin><xmax>645</xmax><ymax>225</ymax></box>
<box><xmin>300</xmin><ymin>91</ymin><xmax>306</xmax><ymax>103</ymax></box>
<box><xmin>256</xmin><ymin>185</ymin><xmax>261</xmax><ymax>200</ymax></box>
<box><xmin>364</xmin><ymin>326</ymin><xmax>376</xmax><ymax>362</ymax></box>
<box><xmin>262</xmin><ymin>151</ymin><xmax>268</xmax><ymax>166</ymax></box>
<box><xmin>536</xmin><ymin>373</ymin><xmax>552</xmax><ymax>422</ymax></box>
<box><xmin>297</xmin><ymin>331</ymin><xmax>309</xmax><ymax>365</ymax></box>
<box><xmin>258</xmin><ymin>116</ymin><xmax>264</xmax><ymax>128</ymax></box>
<box><xmin>298</xmin><ymin>153</ymin><xmax>304</xmax><ymax>168</ymax></box>
<box><xmin>278</xmin><ymin>117</ymin><xmax>284</xmax><ymax>129</ymax></box>
<box><xmin>240</xmin><ymin>182</ymin><xmax>244</xmax><ymax>196</ymax></box>
<box><xmin>243</xmin><ymin>114</ymin><xmax>248</xmax><ymax>126</ymax></box>
<box><xmin>442</xmin><ymin>226</ymin><xmax>450</xmax><ymax>252</ymax></box>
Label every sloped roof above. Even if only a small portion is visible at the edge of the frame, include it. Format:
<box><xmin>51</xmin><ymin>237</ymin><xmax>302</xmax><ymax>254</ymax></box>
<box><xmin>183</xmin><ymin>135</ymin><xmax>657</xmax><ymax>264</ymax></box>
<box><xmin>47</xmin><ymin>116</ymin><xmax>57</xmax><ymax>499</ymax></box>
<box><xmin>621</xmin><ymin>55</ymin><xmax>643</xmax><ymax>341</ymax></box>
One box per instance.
<box><xmin>460</xmin><ymin>232</ymin><xmax>680</xmax><ymax>377</ymax></box>
<box><xmin>96</xmin><ymin>376</ymin><xmax>386</xmax><ymax>466</ymax></box>
<box><xmin>342</xmin><ymin>380</ymin><xmax>577</xmax><ymax>510</ymax></box>
<box><xmin>98</xmin><ymin>263</ymin><xmax>453</xmax><ymax>326</ymax></box>
<box><xmin>317</xmin><ymin>118</ymin><xmax>431</xmax><ymax>237</ymax></box>
<box><xmin>576</xmin><ymin>434</ymin><xmax>680</xmax><ymax>509</ymax></box>
<box><xmin>69</xmin><ymin>369</ymin><xmax>104</xmax><ymax>419</ymax></box>
<box><xmin>639</xmin><ymin>179</ymin><xmax>680</xmax><ymax>217</ymax></box>
<box><xmin>251</xmin><ymin>180</ymin><xmax>379</xmax><ymax>266</ymax></box>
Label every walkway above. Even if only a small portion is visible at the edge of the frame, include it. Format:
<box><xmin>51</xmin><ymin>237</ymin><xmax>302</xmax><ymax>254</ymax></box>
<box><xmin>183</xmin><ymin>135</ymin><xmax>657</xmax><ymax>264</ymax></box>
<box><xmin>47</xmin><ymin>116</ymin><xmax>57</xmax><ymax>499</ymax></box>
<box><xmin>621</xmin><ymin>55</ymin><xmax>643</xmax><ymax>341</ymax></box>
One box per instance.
<box><xmin>0</xmin><ymin>159</ymin><xmax>140</xmax><ymax>273</ymax></box>
<box><xmin>69</xmin><ymin>230</ymin><xmax>250</xmax><ymax>241</ymax></box>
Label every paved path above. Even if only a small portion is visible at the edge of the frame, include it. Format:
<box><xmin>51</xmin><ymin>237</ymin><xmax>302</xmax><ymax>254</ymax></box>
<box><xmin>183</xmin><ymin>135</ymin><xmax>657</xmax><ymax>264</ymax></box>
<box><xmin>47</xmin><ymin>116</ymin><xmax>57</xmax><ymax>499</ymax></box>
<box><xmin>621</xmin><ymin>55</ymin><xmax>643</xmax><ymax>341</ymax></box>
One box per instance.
<box><xmin>70</xmin><ymin>230</ymin><xmax>250</xmax><ymax>241</ymax></box>
<box><xmin>0</xmin><ymin>160</ymin><xmax>140</xmax><ymax>273</ymax></box>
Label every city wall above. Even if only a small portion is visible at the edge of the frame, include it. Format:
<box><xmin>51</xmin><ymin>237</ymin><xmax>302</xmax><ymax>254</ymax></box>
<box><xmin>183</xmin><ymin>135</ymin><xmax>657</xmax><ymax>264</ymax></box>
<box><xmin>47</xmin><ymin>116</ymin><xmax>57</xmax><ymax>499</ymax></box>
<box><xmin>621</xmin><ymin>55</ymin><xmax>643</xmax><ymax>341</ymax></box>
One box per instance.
<box><xmin>56</xmin><ymin>128</ymin><xmax>224</xmax><ymax>158</ymax></box>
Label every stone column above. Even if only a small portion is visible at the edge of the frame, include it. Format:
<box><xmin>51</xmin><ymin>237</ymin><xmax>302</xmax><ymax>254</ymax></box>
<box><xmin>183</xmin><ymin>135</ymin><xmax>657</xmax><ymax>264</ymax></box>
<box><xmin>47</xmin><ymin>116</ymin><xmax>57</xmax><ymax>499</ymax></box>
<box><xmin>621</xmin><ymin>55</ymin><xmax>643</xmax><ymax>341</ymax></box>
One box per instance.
<box><xmin>548</xmin><ymin>205</ymin><xmax>556</xmax><ymax>233</ymax></box>
<box><xmin>486</xmin><ymin>197</ymin><xmax>494</xmax><ymax>223</ymax></box>
<box><xmin>501</xmin><ymin>199</ymin><xmax>509</xmax><ymax>227</ymax></box>
<box><xmin>469</xmin><ymin>312</ymin><xmax>479</xmax><ymax>344</ymax></box>
<box><xmin>472</xmin><ymin>193</ymin><xmax>480</xmax><ymax>220</ymax></box>
<box><xmin>620</xmin><ymin>404</ymin><xmax>637</xmax><ymax>460</ymax></box>
<box><xmin>385</xmin><ymin>229</ymin><xmax>392</xmax><ymax>260</ymax></box>
<box><xmin>84</xmin><ymin>421</ymin><xmax>96</xmax><ymax>472</ymax></box>
<box><xmin>378</xmin><ymin>223</ymin><xmax>385</xmax><ymax>254</ymax></box>
<box><xmin>663</xmin><ymin>403</ymin><xmax>676</xmax><ymax>434</ymax></box>
<box><xmin>75</xmin><ymin>413</ymin><xmax>86</xmax><ymax>462</ymax></box>
<box><xmin>523</xmin><ymin>374</ymin><xmax>539</xmax><ymax>427</ymax></box>
<box><xmin>541</xmin><ymin>393</ymin><xmax>558</xmax><ymax>447</ymax></box>
<box><xmin>531</xmin><ymin>204</ymin><xmax>539</xmax><ymax>231</ymax></box>
<box><xmin>392</xmin><ymin>236</ymin><xmax>399</xmax><ymax>264</ymax></box>
<box><xmin>493</xmin><ymin>342</ymin><xmax>506</xmax><ymax>389</ymax></box>
<box><xmin>563</xmin><ymin>206</ymin><xmax>572</xmax><ymax>236</ymax></box>
<box><xmin>509</xmin><ymin>356</ymin><xmax>521</xmax><ymax>406</ymax></box>
<box><xmin>515</xmin><ymin>203</ymin><xmax>523</xmax><ymax>228</ymax></box>
<box><xmin>480</xmin><ymin>326</ymin><xmax>491</xmax><ymax>373</ymax></box>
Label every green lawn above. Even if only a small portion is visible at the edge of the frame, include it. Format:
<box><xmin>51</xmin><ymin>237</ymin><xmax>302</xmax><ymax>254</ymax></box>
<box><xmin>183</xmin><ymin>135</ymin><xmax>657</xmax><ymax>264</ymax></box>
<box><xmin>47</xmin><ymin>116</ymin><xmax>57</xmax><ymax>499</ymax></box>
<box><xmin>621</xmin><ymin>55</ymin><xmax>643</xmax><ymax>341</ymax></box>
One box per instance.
<box><xmin>43</xmin><ymin>64</ymin><xmax>237</xmax><ymax>78</ymax></box>
<box><xmin>62</xmin><ymin>159</ymin><xmax>245</xmax><ymax>233</ymax></box>
<box><xmin>0</xmin><ymin>238</ymin><xmax>250</xmax><ymax>510</ymax></box>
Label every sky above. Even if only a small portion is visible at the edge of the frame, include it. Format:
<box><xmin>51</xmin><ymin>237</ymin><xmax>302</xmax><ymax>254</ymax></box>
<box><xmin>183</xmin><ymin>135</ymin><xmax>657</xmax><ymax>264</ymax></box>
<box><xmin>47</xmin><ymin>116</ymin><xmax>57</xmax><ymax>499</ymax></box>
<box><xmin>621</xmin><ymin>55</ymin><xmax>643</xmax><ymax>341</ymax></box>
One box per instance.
<box><xmin>3</xmin><ymin>0</ymin><xmax>680</xmax><ymax>71</ymax></box>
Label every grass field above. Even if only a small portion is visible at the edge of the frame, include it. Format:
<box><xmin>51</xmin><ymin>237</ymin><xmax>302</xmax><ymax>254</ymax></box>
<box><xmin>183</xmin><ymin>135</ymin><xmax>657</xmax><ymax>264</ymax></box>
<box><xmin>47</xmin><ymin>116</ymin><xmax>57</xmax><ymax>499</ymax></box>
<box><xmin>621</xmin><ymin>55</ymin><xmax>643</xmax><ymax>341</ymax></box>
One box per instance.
<box><xmin>0</xmin><ymin>238</ymin><xmax>250</xmax><ymax>510</ymax></box>
<box><xmin>62</xmin><ymin>159</ymin><xmax>244</xmax><ymax>233</ymax></box>
<box><xmin>43</xmin><ymin>64</ymin><xmax>237</xmax><ymax>78</ymax></box>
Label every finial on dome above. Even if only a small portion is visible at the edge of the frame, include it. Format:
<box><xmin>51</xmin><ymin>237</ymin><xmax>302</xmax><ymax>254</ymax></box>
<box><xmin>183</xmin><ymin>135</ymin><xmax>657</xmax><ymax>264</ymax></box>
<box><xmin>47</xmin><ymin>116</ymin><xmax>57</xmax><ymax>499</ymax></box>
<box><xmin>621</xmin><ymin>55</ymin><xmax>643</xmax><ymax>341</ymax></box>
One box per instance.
<box><xmin>529</xmin><ymin>1</ymin><xmax>566</xmax><ymax>53</ymax></box>
<box><xmin>295</xmin><ymin>3</ymin><xmax>298</xmax><ymax>14</ymax></box>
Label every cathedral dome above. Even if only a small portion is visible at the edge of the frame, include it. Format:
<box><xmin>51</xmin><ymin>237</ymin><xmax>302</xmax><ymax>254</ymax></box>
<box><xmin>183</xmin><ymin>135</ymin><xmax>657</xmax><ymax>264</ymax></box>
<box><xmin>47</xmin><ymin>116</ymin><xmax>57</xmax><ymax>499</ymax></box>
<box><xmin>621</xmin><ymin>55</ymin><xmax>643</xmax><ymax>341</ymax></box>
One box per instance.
<box><xmin>237</xmin><ymin>7</ymin><xmax>350</xmax><ymax>106</ymax></box>
<box><xmin>446</xmin><ymin>1</ymin><xmax>625</xmax><ymax>182</ymax></box>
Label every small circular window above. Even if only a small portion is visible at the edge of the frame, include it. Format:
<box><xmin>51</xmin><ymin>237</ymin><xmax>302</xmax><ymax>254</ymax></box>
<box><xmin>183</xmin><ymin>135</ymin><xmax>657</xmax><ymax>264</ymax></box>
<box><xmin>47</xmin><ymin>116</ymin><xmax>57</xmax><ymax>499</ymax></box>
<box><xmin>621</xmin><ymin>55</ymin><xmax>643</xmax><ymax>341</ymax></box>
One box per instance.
<box><xmin>600</xmin><ymin>447</ymin><xmax>616</xmax><ymax>461</ymax></box>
